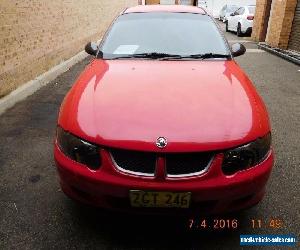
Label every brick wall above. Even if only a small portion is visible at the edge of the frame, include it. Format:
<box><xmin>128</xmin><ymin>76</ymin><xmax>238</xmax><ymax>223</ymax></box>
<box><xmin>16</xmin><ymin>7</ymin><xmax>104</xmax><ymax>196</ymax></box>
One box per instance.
<box><xmin>0</xmin><ymin>0</ymin><xmax>137</xmax><ymax>97</ymax></box>
<box><xmin>145</xmin><ymin>1</ymin><xmax>180</xmax><ymax>4</ymax></box>
<box><xmin>252</xmin><ymin>0</ymin><xmax>272</xmax><ymax>42</ymax></box>
<box><xmin>266</xmin><ymin>0</ymin><xmax>297</xmax><ymax>49</ymax></box>
<box><xmin>253</xmin><ymin>0</ymin><xmax>298</xmax><ymax>49</ymax></box>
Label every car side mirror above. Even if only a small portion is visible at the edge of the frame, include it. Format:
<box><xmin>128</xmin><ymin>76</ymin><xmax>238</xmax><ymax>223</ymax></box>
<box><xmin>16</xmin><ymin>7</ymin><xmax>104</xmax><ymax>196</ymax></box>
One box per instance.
<box><xmin>230</xmin><ymin>13</ymin><xmax>235</xmax><ymax>16</ymax></box>
<box><xmin>231</xmin><ymin>43</ymin><xmax>246</xmax><ymax>57</ymax></box>
<box><xmin>85</xmin><ymin>42</ymin><xmax>99</xmax><ymax>56</ymax></box>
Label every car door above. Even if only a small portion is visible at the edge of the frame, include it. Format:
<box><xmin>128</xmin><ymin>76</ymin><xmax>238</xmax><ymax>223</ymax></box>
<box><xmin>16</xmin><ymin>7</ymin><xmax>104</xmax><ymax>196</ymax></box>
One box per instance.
<box><xmin>237</xmin><ymin>7</ymin><xmax>246</xmax><ymax>30</ymax></box>
<box><xmin>228</xmin><ymin>8</ymin><xmax>240</xmax><ymax>30</ymax></box>
<box><xmin>232</xmin><ymin>7</ymin><xmax>244</xmax><ymax>31</ymax></box>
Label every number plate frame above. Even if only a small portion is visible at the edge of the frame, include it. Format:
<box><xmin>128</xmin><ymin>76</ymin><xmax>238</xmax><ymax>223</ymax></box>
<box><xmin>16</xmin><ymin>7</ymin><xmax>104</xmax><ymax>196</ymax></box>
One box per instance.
<box><xmin>129</xmin><ymin>190</ymin><xmax>191</xmax><ymax>208</ymax></box>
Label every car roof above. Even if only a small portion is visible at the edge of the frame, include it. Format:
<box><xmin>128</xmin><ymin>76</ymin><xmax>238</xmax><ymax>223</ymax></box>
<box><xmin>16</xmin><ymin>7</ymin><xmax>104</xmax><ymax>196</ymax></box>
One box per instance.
<box><xmin>124</xmin><ymin>5</ymin><xmax>206</xmax><ymax>15</ymax></box>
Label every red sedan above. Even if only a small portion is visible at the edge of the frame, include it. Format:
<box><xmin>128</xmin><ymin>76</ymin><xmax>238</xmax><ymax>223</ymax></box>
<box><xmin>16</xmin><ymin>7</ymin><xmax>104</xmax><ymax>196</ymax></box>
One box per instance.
<box><xmin>54</xmin><ymin>5</ymin><xmax>273</xmax><ymax>214</ymax></box>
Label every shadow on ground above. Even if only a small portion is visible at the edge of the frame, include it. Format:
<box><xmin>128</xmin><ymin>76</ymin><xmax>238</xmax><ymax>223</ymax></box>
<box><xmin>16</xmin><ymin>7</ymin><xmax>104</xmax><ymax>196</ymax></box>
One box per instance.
<box><xmin>64</xmin><ymin>199</ymin><xmax>251</xmax><ymax>249</ymax></box>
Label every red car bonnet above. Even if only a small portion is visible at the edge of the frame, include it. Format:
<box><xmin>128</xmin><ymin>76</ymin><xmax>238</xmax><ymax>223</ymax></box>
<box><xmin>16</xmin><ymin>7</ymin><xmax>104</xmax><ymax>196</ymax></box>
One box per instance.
<box><xmin>58</xmin><ymin>59</ymin><xmax>270</xmax><ymax>152</ymax></box>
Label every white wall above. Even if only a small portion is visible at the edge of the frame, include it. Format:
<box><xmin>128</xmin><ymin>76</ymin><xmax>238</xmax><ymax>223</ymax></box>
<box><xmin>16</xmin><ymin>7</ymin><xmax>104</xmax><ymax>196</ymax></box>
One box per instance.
<box><xmin>180</xmin><ymin>0</ymin><xmax>193</xmax><ymax>4</ymax></box>
<box><xmin>160</xmin><ymin>0</ymin><xmax>176</xmax><ymax>4</ymax></box>
<box><xmin>202</xmin><ymin>0</ymin><xmax>256</xmax><ymax>17</ymax></box>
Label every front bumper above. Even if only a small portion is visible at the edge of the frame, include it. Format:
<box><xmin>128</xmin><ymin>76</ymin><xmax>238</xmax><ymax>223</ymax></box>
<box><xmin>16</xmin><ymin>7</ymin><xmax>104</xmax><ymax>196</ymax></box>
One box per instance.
<box><xmin>54</xmin><ymin>143</ymin><xmax>274</xmax><ymax>214</ymax></box>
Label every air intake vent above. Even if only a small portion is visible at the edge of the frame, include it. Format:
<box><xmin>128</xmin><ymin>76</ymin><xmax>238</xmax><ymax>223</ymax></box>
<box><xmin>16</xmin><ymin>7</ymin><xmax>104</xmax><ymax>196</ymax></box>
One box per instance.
<box><xmin>110</xmin><ymin>149</ymin><xmax>156</xmax><ymax>176</ymax></box>
<box><xmin>166</xmin><ymin>152</ymin><xmax>214</xmax><ymax>176</ymax></box>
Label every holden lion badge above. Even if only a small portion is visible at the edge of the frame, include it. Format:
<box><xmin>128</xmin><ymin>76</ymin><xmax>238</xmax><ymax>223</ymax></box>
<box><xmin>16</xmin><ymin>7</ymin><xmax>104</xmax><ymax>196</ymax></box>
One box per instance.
<box><xmin>156</xmin><ymin>137</ymin><xmax>167</xmax><ymax>149</ymax></box>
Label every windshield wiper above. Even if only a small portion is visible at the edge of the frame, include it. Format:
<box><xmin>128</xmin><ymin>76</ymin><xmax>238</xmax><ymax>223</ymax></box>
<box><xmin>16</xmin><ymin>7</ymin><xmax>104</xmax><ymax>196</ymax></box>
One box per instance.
<box><xmin>160</xmin><ymin>53</ymin><xmax>230</xmax><ymax>60</ymax></box>
<box><xmin>109</xmin><ymin>52</ymin><xmax>230</xmax><ymax>60</ymax></box>
<box><xmin>110</xmin><ymin>52</ymin><xmax>183</xmax><ymax>60</ymax></box>
<box><xmin>181</xmin><ymin>53</ymin><xmax>230</xmax><ymax>59</ymax></box>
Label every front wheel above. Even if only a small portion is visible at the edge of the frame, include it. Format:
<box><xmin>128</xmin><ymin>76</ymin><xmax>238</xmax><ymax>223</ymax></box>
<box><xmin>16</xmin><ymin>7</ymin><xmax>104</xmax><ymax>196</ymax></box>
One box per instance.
<box><xmin>226</xmin><ymin>21</ymin><xmax>229</xmax><ymax>32</ymax></box>
<box><xmin>237</xmin><ymin>23</ymin><xmax>243</xmax><ymax>37</ymax></box>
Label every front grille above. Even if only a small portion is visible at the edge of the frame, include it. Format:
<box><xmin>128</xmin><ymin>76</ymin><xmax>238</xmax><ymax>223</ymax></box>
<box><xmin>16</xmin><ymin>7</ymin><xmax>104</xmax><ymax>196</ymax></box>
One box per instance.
<box><xmin>110</xmin><ymin>148</ymin><xmax>156</xmax><ymax>175</ymax></box>
<box><xmin>166</xmin><ymin>152</ymin><xmax>214</xmax><ymax>176</ymax></box>
<box><xmin>110</xmin><ymin>148</ymin><xmax>214</xmax><ymax>177</ymax></box>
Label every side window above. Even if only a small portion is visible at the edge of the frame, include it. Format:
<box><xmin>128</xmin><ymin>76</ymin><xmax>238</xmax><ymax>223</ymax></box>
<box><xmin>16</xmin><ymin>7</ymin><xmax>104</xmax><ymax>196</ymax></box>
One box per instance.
<box><xmin>238</xmin><ymin>8</ymin><xmax>245</xmax><ymax>15</ymax></box>
<box><xmin>234</xmin><ymin>8</ymin><xmax>240</xmax><ymax>15</ymax></box>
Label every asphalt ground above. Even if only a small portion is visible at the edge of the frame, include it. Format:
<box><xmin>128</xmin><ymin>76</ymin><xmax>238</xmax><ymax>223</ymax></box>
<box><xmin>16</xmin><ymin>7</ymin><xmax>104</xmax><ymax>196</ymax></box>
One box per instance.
<box><xmin>0</xmin><ymin>21</ymin><xmax>299</xmax><ymax>249</ymax></box>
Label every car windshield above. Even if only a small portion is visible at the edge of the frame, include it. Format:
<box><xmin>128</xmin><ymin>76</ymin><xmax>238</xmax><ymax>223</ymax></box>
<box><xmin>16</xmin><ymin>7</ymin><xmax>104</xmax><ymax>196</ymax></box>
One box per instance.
<box><xmin>100</xmin><ymin>12</ymin><xmax>229</xmax><ymax>59</ymax></box>
<box><xmin>227</xmin><ymin>6</ymin><xmax>238</xmax><ymax>12</ymax></box>
<box><xmin>248</xmin><ymin>6</ymin><xmax>256</xmax><ymax>14</ymax></box>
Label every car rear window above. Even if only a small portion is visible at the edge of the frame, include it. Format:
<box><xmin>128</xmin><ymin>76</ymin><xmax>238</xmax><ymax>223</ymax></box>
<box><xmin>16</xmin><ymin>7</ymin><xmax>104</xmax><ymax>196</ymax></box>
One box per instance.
<box><xmin>100</xmin><ymin>12</ymin><xmax>229</xmax><ymax>58</ymax></box>
<box><xmin>227</xmin><ymin>6</ymin><xmax>238</xmax><ymax>12</ymax></box>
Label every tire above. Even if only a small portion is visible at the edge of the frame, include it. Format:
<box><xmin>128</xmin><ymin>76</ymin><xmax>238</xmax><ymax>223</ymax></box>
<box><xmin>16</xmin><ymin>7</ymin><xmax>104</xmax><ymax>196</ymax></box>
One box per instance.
<box><xmin>237</xmin><ymin>23</ymin><xmax>243</xmax><ymax>37</ymax></box>
<box><xmin>225</xmin><ymin>21</ymin><xmax>229</xmax><ymax>32</ymax></box>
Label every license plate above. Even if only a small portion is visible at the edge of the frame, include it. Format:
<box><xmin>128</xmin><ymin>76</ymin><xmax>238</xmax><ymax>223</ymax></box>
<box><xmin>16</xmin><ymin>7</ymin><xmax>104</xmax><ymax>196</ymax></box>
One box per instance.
<box><xmin>129</xmin><ymin>190</ymin><xmax>191</xmax><ymax>208</ymax></box>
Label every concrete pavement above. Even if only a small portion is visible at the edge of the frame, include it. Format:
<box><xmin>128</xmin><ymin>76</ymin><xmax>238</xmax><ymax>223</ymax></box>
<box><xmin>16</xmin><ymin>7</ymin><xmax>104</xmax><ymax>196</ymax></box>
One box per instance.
<box><xmin>0</xmin><ymin>22</ymin><xmax>299</xmax><ymax>249</ymax></box>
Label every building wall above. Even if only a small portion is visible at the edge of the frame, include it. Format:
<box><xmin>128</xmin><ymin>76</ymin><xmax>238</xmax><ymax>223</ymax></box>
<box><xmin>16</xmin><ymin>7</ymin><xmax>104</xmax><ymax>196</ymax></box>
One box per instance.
<box><xmin>146</xmin><ymin>0</ymin><xmax>160</xmax><ymax>4</ymax></box>
<box><xmin>0</xmin><ymin>0</ymin><xmax>137</xmax><ymax>97</ymax></box>
<box><xmin>251</xmin><ymin>0</ymin><xmax>271</xmax><ymax>41</ymax></box>
<box><xmin>145</xmin><ymin>0</ymin><xmax>180</xmax><ymax>4</ymax></box>
<box><xmin>179</xmin><ymin>0</ymin><xmax>193</xmax><ymax>5</ymax></box>
<box><xmin>160</xmin><ymin>0</ymin><xmax>176</xmax><ymax>4</ymax></box>
<box><xmin>253</xmin><ymin>0</ymin><xmax>298</xmax><ymax>49</ymax></box>
<box><xmin>265</xmin><ymin>0</ymin><xmax>297</xmax><ymax>48</ymax></box>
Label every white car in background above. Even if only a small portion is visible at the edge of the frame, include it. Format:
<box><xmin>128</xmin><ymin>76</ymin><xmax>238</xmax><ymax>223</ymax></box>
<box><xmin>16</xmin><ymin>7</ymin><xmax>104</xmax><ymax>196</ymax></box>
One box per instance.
<box><xmin>219</xmin><ymin>4</ymin><xmax>239</xmax><ymax>22</ymax></box>
<box><xmin>226</xmin><ymin>5</ymin><xmax>256</xmax><ymax>36</ymax></box>
<box><xmin>197</xmin><ymin>1</ymin><xmax>207</xmax><ymax>9</ymax></box>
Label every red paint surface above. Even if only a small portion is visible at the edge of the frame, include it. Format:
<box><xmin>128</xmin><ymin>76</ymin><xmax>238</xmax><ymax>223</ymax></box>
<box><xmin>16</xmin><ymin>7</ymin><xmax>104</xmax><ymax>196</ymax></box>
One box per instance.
<box><xmin>55</xmin><ymin>6</ymin><xmax>273</xmax><ymax>213</ymax></box>
<box><xmin>55</xmin><ymin>57</ymin><xmax>273</xmax><ymax>213</ymax></box>
<box><xmin>58</xmin><ymin>59</ymin><xmax>270</xmax><ymax>152</ymax></box>
<box><xmin>55</xmin><ymin>143</ymin><xmax>274</xmax><ymax>214</ymax></box>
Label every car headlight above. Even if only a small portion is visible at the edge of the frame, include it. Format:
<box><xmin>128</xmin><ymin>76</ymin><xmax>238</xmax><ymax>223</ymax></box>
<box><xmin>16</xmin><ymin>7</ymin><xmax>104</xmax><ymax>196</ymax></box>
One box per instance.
<box><xmin>56</xmin><ymin>127</ymin><xmax>101</xmax><ymax>170</ymax></box>
<box><xmin>222</xmin><ymin>133</ymin><xmax>271</xmax><ymax>175</ymax></box>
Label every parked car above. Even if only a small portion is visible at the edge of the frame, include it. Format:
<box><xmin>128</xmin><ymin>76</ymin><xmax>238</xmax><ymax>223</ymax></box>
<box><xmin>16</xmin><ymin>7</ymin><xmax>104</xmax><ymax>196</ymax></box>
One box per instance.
<box><xmin>197</xmin><ymin>0</ymin><xmax>207</xmax><ymax>9</ymax></box>
<box><xmin>226</xmin><ymin>5</ymin><xmax>256</xmax><ymax>36</ymax></box>
<box><xmin>54</xmin><ymin>5</ymin><xmax>273</xmax><ymax>214</ymax></box>
<box><xmin>219</xmin><ymin>4</ymin><xmax>239</xmax><ymax>22</ymax></box>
